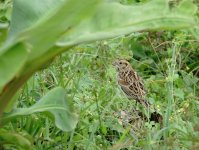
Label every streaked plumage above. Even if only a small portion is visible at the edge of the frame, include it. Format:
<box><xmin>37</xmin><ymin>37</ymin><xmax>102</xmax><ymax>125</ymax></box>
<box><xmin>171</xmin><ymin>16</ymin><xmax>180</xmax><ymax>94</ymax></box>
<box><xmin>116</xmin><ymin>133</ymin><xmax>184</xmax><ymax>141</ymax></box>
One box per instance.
<box><xmin>113</xmin><ymin>59</ymin><xmax>150</xmax><ymax>108</ymax></box>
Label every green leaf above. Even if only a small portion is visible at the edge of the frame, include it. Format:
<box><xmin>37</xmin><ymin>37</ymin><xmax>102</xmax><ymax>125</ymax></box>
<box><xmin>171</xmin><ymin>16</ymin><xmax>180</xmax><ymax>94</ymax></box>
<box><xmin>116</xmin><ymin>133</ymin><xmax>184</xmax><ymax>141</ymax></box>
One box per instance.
<box><xmin>57</xmin><ymin>0</ymin><xmax>197</xmax><ymax>46</ymax></box>
<box><xmin>2</xmin><ymin>87</ymin><xmax>78</xmax><ymax>132</ymax></box>
<box><xmin>8</xmin><ymin>0</ymin><xmax>64</xmax><ymax>38</ymax></box>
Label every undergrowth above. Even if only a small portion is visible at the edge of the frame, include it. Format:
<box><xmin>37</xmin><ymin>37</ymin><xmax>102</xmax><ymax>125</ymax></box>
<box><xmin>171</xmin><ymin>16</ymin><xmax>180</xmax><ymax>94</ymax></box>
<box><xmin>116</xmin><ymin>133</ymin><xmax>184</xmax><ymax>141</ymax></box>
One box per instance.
<box><xmin>8</xmin><ymin>31</ymin><xmax>198</xmax><ymax>149</ymax></box>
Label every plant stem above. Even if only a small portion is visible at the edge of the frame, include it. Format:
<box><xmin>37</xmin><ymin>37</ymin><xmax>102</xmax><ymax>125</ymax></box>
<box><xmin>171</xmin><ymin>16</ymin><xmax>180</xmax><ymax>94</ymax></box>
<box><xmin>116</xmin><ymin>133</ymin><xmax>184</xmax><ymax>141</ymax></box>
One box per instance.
<box><xmin>163</xmin><ymin>43</ymin><xmax>177</xmax><ymax>140</ymax></box>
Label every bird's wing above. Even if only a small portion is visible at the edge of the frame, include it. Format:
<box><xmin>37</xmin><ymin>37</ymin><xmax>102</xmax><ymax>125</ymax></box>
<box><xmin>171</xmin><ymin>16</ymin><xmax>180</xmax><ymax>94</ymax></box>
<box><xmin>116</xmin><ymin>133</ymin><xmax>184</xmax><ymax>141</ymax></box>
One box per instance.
<box><xmin>118</xmin><ymin>78</ymin><xmax>140</xmax><ymax>100</ymax></box>
<box><xmin>118</xmin><ymin>78</ymin><xmax>149</xmax><ymax>108</ymax></box>
<box><xmin>127</xmin><ymin>70</ymin><xmax>146</xmax><ymax>94</ymax></box>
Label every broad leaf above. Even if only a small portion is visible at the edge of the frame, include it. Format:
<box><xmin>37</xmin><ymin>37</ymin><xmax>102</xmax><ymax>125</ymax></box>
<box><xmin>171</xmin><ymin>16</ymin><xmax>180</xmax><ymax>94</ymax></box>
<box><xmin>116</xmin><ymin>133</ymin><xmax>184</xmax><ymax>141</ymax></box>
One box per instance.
<box><xmin>57</xmin><ymin>0</ymin><xmax>197</xmax><ymax>46</ymax></box>
<box><xmin>2</xmin><ymin>87</ymin><xmax>78</xmax><ymax>132</ymax></box>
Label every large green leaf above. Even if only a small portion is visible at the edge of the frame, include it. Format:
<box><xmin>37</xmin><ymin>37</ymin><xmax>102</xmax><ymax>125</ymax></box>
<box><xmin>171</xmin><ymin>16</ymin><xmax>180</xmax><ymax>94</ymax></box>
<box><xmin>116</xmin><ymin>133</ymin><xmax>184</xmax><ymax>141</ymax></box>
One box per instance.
<box><xmin>2</xmin><ymin>87</ymin><xmax>78</xmax><ymax>132</ymax></box>
<box><xmin>57</xmin><ymin>0</ymin><xmax>197</xmax><ymax>46</ymax></box>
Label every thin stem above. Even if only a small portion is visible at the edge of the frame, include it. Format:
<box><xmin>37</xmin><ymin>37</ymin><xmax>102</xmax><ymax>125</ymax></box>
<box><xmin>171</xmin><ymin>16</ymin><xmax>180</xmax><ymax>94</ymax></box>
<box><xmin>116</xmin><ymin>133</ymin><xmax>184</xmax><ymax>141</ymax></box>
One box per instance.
<box><xmin>163</xmin><ymin>42</ymin><xmax>177</xmax><ymax>139</ymax></box>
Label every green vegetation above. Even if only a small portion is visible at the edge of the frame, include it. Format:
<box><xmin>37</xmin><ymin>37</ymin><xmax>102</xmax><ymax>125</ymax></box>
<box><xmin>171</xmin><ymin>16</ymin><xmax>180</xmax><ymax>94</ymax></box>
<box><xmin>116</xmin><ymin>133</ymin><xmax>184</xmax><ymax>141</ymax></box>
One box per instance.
<box><xmin>0</xmin><ymin>0</ymin><xmax>199</xmax><ymax>149</ymax></box>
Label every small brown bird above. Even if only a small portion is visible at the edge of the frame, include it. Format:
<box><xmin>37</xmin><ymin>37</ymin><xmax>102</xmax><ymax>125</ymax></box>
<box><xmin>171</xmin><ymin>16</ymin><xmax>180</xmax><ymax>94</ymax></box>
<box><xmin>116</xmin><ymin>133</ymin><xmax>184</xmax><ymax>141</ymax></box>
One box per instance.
<box><xmin>113</xmin><ymin>59</ymin><xmax>163</xmax><ymax>125</ymax></box>
<box><xmin>113</xmin><ymin>59</ymin><xmax>150</xmax><ymax>108</ymax></box>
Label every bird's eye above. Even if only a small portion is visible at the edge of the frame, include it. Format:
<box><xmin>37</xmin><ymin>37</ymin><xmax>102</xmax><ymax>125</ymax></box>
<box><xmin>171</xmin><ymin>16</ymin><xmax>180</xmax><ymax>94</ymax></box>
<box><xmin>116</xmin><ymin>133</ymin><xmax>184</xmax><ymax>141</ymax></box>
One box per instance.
<box><xmin>119</xmin><ymin>62</ymin><xmax>122</xmax><ymax>64</ymax></box>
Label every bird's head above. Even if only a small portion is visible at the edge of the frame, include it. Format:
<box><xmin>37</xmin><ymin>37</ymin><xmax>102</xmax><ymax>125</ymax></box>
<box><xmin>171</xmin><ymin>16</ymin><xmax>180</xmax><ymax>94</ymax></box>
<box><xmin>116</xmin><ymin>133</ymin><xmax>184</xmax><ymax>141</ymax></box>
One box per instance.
<box><xmin>112</xmin><ymin>59</ymin><xmax>131</xmax><ymax>72</ymax></box>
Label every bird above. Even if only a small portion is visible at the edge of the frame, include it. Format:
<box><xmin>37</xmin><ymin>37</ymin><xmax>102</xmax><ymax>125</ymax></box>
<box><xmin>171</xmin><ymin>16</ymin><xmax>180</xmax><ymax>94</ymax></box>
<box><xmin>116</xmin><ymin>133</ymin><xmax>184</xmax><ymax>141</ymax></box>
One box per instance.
<box><xmin>113</xmin><ymin>59</ymin><xmax>163</xmax><ymax>124</ymax></box>
<box><xmin>112</xmin><ymin>59</ymin><xmax>150</xmax><ymax>108</ymax></box>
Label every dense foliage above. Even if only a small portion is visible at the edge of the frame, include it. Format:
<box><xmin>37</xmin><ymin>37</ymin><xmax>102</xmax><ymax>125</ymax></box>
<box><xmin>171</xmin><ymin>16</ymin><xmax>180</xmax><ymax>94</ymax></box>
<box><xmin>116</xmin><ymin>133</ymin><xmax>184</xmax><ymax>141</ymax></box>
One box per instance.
<box><xmin>0</xmin><ymin>0</ymin><xmax>199</xmax><ymax>149</ymax></box>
